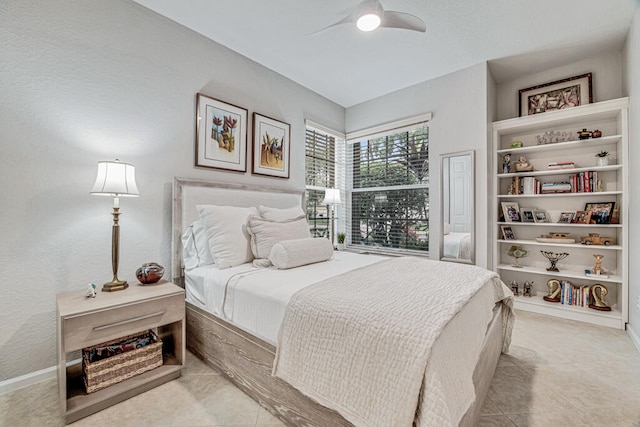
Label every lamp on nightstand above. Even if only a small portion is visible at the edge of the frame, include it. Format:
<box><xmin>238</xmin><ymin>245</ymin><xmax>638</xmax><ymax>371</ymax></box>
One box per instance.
<box><xmin>322</xmin><ymin>188</ymin><xmax>342</xmax><ymax>248</ymax></box>
<box><xmin>91</xmin><ymin>159</ymin><xmax>140</xmax><ymax>292</ymax></box>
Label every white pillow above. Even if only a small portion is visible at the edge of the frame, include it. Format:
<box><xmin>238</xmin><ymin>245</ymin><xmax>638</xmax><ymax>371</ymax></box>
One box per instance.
<box><xmin>197</xmin><ymin>205</ymin><xmax>258</xmax><ymax>269</ymax></box>
<box><xmin>181</xmin><ymin>220</ymin><xmax>215</xmax><ymax>270</ymax></box>
<box><xmin>444</xmin><ymin>223</ymin><xmax>451</xmax><ymax>235</ymax></box>
<box><xmin>258</xmin><ymin>205</ymin><xmax>305</xmax><ymax>221</ymax></box>
<box><xmin>269</xmin><ymin>237</ymin><xmax>334</xmax><ymax>269</ymax></box>
<box><xmin>246</xmin><ymin>214</ymin><xmax>310</xmax><ymax>263</ymax></box>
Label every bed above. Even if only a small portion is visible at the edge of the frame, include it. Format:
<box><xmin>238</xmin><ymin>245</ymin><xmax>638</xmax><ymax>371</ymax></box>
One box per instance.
<box><xmin>443</xmin><ymin>232</ymin><xmax>472</xmax><ymax>260</ymax></box>
<box><xmin>171</xmin><ymin>178</ymin><xmax>514</xmax><ymax>427</ymax></box>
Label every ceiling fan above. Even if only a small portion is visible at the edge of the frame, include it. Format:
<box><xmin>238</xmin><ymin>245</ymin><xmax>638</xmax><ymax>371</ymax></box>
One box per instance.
<box><xmin>315</xmin><ymin>0</ymin><xmax>426</xmax><ymax>34</ymax></box>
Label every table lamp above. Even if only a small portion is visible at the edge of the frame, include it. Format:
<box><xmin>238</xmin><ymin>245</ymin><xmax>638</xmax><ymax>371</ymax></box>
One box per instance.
<box><xmin>90</xmin><ymin>159</ymin><xmax>140</xmax><ymax>292</ymax></box>
<box><xmin>322</xmin><ymin>188</ymin><xmax>342</xmax><ymax>247</ymax></box>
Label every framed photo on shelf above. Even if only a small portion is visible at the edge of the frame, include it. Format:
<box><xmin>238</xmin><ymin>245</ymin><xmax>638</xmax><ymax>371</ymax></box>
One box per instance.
<box><xmin>501</xmin><ymin>225</ymin><xmax>516</xmax><ymax>240</ymax></box>
<box><xmin>501</xmin><ymin>202</ymin><xmax>521</xmax><ymax>222</ymax></box>
<box><xmin>520</xmin><ymin>208</ymin><xmax>535</xmax><ymax>223</ymax></box>
<box><xmin>557</xmin><ymin>211</ymin><xmax>575</xmax><ymax>224</ymax></box>
<box><xmin>519</xmin><ymin>73</ymin><xmax>593</xmax><ymax>116</ymax></box>
<box><xmin>252</xmin><ymin>112</ymin><xmax>291</xmax><ymax>179</ymax></box>
<box><xmin>573</xmin><ymin>210</ymin><xmax>592</xmax><ymax>224</ymax></box>
<box><xmin>195</xmin><ymin>93</ymin><xmax>248</xmax><ymax>172</ymax></box>
<box><xmin>584</xmin><ymin>202</ymin><xmax>615</xmax><ymax>224</ymax></box>
<box><xmin>533</xmin><ymin>210</ymin><xmax>550</xmax><ymax>223</ymax></box>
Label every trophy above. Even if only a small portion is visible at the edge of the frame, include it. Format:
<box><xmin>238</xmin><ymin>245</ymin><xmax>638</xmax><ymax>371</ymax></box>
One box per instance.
<box><xmin>540</xmin><ymin>251</ymin><xmax>569</xmax><ymax>272</ymax></box>
<box><xmin>543</xmin><ymin>279</ymin><xmax>562</xmax><ymax>302</ymax></box>
<box><xmin>507</xmin><ymin>245</ymin><xmax>528</xmax><ymax>268</ymax></box>
<box><xmin>589</xmin><ymin>284</ymin><xmax>611</xmax><ymax>311</ymax></box>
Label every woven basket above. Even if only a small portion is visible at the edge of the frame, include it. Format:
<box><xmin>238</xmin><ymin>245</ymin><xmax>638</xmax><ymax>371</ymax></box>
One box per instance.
<box><xmin>82</xmin><ymin>330</ymin><xmax>163</xmax><ymax>393</ymax></box>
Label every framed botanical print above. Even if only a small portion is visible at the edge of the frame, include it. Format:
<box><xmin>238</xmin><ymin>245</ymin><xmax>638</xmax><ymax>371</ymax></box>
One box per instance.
<box><xmin>195</xmin><ymin>93</ymin><xmax>248</xmax><ymax>172</ymax></box>
<box><xmin>252</xmin><ymin>112</ymin><xmax>291</xmax><ymax>178</ymax></box>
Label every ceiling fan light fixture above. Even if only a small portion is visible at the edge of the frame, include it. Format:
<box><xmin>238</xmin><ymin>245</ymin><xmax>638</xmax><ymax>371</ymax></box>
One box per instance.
<box><xmin>356</xmin><ymin>13</ymin><xmax>381</xmax><ymax>31</ymax></box>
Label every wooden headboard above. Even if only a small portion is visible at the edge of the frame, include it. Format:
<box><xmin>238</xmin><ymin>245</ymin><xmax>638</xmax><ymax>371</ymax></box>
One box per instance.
<box><xmin>171</xmin><ymin>177</ymin><xmax>305</xmax><ymax>284</ymax></box>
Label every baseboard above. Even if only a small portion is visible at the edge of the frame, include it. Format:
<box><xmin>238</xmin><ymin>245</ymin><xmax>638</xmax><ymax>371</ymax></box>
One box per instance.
<box><xmin>0</xmin><ymin>366</ymin><xmax>56</xmax><ymax>395</ymax></box>
<box><xmin>0</xmin><ymin>358</ymin><xmax>81</xmax><ymax>395</ymax></box>
<box><xmin>628</xmin><ymin>324</ymin><xmax>640</xmax><ymax>353</ymax></box>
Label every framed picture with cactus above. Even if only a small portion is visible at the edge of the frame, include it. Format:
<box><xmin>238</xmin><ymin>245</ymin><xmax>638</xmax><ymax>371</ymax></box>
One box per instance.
<box><xmin>195</xmin><ymin>93</ymin><xmax>248</xmax><ymax>172</ymax></box>
<box><xmin>252</xmin><ymin>112</ymin><xmax>291</xmax><ymax>178</ymax></box>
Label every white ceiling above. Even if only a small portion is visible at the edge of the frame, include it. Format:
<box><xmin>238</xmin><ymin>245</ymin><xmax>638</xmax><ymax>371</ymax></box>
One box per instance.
<box><xmin>132</xmin><ymin>0</ymin><xmax>638</xmax><ymax>107</ymax></box>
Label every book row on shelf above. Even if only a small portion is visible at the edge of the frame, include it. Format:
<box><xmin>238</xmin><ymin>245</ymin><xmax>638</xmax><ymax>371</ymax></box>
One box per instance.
<box><xmin>509</xmin><ymin>171</ymin><xmax>601</xmax><ymax>195</ymax></box>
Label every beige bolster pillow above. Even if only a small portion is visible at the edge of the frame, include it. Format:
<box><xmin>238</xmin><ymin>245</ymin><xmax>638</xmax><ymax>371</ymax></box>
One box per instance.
<box><xmin>269</xmin><ymin>237</ymin><xmax>334</xmax><ymax>269</ymax></box>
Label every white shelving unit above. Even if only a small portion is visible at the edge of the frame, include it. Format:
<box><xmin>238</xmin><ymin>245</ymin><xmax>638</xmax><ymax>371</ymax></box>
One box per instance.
<box><xmin>491</xmin><ymin>98</ymin><xmax>629</xmax><ymax>329</ymax></box>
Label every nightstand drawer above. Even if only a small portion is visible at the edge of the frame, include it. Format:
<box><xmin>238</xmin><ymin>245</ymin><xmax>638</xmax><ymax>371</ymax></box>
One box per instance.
<box><xmin>63</xmin><ymin>294</ymin><xmax>184</xmax><ymax>351</ymax></box>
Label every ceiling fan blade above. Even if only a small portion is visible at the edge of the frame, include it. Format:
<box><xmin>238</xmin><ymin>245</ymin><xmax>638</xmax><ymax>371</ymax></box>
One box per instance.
<box><xmin>308</xmin><ymin>13</ymin><xmax>356</xmax><ymax>36</ymax></box>
<box><xmin>381</xmin><ymin>11</ymin><xmax>426</xmax><ymax>32</ymax></box>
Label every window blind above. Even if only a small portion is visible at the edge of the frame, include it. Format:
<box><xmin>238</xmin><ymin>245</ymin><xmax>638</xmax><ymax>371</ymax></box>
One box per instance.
<box><xmin>305</xmin><ymin>122</ymin><xmax>345</xmax><ymax>238</ymax></box>
<box><xmin>346</xmin><ymin>118</ymin><xmax>430</xmax><ymax>254</ymax></box>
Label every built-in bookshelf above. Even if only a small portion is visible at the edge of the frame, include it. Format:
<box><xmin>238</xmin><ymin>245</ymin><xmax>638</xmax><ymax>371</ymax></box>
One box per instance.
<box><xmin>491</xmin><ymin>98</ymin><xmax>628</xmax><ymax>329</ymax></box>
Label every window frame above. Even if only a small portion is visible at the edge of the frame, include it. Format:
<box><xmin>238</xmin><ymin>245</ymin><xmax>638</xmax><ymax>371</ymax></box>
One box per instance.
<box><xmin>346</xmin><ymin>114</ymin><xmax>431</xmax><ymax>256</ymax></box>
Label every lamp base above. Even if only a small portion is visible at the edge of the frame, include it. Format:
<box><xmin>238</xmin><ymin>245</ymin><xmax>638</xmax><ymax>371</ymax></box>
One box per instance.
<box><xmin>102</xmin><ymin>280</ymin><xmax>129</xmax><ymax>292</ymax></box>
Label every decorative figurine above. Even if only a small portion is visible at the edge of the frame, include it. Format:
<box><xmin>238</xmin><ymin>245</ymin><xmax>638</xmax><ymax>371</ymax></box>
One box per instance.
<box><xmin>502</xmin><ymin>153</ymin><xmax>512</xmax><ymax>173</ymax></box>
<box><xmin>136</xmin><ymin>262</ymin><xmax>165</xmax><ymax>284</ymax></box>
<box><xmin>591</xmin><ymin>129</ymin><xmax>602</xmax><ymax>138</ymax></box>
<box><xmin>86</xmin><ymin>283</ymin><xmax>97</xmax><ymax>298</ymax></box>
<box><xmin>591</xmin><ymin>254</ymin><xmax>606</xmax><ymax>275</ymax></box>
<box><xmin>540</xmin><ymin>251</ymin><xmax>569</xmax><ymax>272</ymax></box>
<box><xmin>510</xmin><ymin>280</ymin><xmax>519</xmax><ymax>296</ymax></box>
<box><xmin>589</xmin><ymin>284</ymin><xmax>612</xmax><ymax>311</ymax></box>
<box><xmin>523</xmin><ymin>281</ymin><xmax>533</xmax><ymax>297</ymax></box>
<box><xmin>578</xmin><ymin>128</ymin><xmax>592</xmax><ymax>140</ymax></box>
<box><xmin>507</xmin><ymin>245</ymin><xmax>528</xmax><ymax>268</ymax></box>
<box><xmin>580</xmin><ymin>233</ymin><xmax>614</xmax><ymax>246</ymax></box>
<box><xmin>514</xmin><ymin>155</ymin><xmax>534</xmax><ymax>172</ymax></box>
<box><xmin>543</xmin><ymin>279</ymin><xmax>562</xmax><ymax>303</ymax></box>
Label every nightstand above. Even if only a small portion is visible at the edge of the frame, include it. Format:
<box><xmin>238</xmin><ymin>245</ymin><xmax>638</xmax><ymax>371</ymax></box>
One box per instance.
<box><xmin>57</xmin><ymin>280</ymin><xmax>185</xmax><ymax>424</ymax></box>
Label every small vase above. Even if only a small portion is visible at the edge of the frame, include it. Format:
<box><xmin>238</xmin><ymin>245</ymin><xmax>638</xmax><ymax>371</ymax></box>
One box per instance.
<box><xmin>136</xmin><ymin>262</ymin><xmax>165</xmax><ymax>284</ymax></box>
<box><xmin>596</xmin><ymin>156</ymin><xmax>609</xmax><ymax>167</ymax></box>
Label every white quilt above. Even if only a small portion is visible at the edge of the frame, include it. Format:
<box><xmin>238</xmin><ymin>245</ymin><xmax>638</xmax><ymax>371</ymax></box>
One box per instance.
<box><xmin>272</xmin><ymin>257</ymin><xmax>513</xmax><ymax>427</ymax></box>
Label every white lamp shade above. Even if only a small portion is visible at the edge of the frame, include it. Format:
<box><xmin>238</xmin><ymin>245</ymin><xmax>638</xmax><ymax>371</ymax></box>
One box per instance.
<box><xmin>322</xmin><ymin>188</ymin><xmax>342</xmax><ymax>205</ymax></box>
<box><xmin>90</xmin><ymin>160</ymin><xmax>140</xmax><ymax>197</ymax></box>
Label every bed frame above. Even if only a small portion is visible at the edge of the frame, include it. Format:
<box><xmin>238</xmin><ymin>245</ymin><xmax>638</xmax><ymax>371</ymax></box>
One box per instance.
<box><xmin>172</xmin><ymin>177</ymin><xmax>504</xmax><ymax>426</ymax></box>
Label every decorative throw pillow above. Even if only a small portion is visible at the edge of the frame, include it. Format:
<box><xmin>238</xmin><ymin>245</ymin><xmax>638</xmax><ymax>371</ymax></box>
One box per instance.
<box><xmin>258</xmin><ymin>205</ymin><xmax>305</xmax><ymax>222</ymax></box>
<box><xmin>246</xmin><ymin>214</ymin><xmax>310</xmax><ymax>263</ymax></box>
<box><xmin>181</xmin><ymin>220</ymin><xmax>215</xmax><ymax>270</ymax></box>
<box><xmin>269</xmin><ymin>237</ymin><xmax>334</xmax><ymax>269</ymax></box>
<box><xmin>197</xmin><ymin>205</ymin><xmax>258</xmax><ymax>269</ymax></box>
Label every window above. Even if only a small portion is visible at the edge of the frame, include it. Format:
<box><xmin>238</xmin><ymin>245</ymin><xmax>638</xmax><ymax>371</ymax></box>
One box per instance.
<box><xmin>347</xmin><ymin>115</ymin><xmax>430</xmax><ymax>254</ymax></box>
<box><xmin>305</xmin><ymin>121</ymin><xmax>344</xmax><ymax>238</ymax></box>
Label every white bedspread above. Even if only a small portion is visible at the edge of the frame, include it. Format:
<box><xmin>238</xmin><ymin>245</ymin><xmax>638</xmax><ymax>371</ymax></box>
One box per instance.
<box><xmin>443</xmin><ymin>232</ymin><xmax>471</xmax><ymax>259</ymax></box>
<box><xmin>185</xmin><ymin>251</ymin><xmax>386</xmax><ymax>344</ymax></box>
<box><xmin>272</xmin><ymin>257</ymin><xmax>513</xmax><ymax>427</ymax></box>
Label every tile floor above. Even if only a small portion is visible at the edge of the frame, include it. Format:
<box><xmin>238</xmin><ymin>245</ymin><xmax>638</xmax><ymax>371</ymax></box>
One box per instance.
<box><xmin>1</xmin><ymin>310</ymin><xmax>639</xmax><ymax>426</ymax></box>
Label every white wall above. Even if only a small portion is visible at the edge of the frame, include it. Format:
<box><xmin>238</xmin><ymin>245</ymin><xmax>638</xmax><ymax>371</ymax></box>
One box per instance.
<box><xmin>623</xmin><ymin>5</ymin><xmax>640</xmax><ymax>344</ymax></box>
<box><xmin>493</xmin><ymin>50</ymin><xmax>623</xmax><ymax>121</ymax></box>
<box><xmin>346</xmin><ymin>63</ymin><xmax>491</xmax><ymax>268</ymax></box>
<box><xmin>0</xmin><ymin>0</ymin><xmax>344</xmax><ymax>381</ymax></box>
